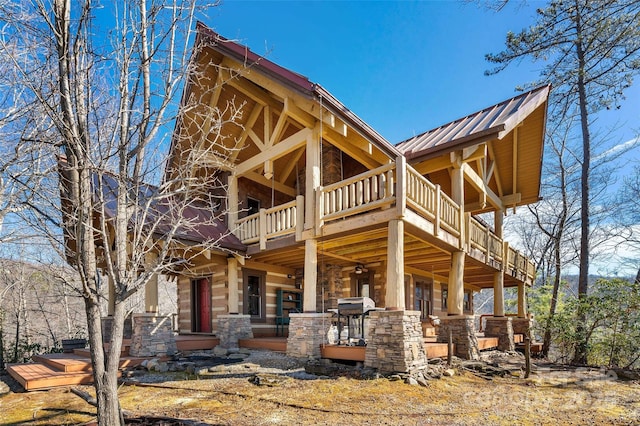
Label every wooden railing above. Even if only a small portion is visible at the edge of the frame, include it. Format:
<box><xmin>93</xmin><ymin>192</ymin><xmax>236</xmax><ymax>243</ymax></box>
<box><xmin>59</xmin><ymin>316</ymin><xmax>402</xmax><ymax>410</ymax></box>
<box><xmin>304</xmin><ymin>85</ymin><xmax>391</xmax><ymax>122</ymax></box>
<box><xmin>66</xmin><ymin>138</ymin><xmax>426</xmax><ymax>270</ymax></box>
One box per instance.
<box><xmin>318</xmin><ymin>163</ymin><xmax>396</xmax><ymax>223</ymax></box>
<box><xmin>235</xmin><ymin>196</ymin><xmax>304</xmax><ymax>250</ymax></box>
<box><xmin>233</xmin><ymin>158</ymin><xmax>535</xmax><ymax>284</ymax></box>
<box><xmin>468</xmin><ymin>216</ymin><xmax>503</xmax><ymax>264</ymax></box>
<box><xmin>405</xmin><ymin>167</ymin><xmax>461</xmax><ymax>238</ymax></box>
<box><xmin>507</xmin><ymin>246</ymin><xmax>536</xmax><ymax>283</ymax></box>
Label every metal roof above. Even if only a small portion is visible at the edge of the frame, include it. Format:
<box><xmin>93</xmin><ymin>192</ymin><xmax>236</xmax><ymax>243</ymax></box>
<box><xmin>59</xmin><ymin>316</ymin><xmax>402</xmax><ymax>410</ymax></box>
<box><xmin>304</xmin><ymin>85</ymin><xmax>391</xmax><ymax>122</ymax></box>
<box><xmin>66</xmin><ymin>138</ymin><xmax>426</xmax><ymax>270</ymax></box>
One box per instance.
<box><xmin>396</xmin><ymin>85</ymin><xmax>551</xmax><ymax>161</ymax></box>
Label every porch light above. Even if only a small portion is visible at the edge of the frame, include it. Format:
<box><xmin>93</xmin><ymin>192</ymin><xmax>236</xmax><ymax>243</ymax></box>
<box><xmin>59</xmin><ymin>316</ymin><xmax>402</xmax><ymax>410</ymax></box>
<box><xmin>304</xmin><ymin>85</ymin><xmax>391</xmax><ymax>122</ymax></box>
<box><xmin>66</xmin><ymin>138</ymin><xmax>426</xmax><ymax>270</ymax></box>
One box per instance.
<box><xmin>355</xmin><ymin>264</ymin><xmax>364</xmax><ymax>274</ymax></box>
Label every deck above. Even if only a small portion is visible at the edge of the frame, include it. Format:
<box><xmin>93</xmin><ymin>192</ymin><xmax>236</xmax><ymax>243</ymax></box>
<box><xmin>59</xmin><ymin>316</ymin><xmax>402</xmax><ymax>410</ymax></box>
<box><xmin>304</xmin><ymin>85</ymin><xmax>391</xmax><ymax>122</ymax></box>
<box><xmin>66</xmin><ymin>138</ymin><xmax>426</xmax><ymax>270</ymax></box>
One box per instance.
<box><xmin>235</xmin><ymin>161</ymin><xmax>536</xmax><ymax>287</ymax></box>
<box><xmin>6</xmin><ymin>334</ymin><xmax>508</xmax><ymax>391</ymax></box>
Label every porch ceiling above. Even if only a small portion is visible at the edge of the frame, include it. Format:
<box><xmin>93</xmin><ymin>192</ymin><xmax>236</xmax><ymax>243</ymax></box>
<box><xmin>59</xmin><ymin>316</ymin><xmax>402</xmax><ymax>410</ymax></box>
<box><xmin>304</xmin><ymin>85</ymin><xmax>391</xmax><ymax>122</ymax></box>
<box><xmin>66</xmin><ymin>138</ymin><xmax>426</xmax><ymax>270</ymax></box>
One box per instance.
<box><xmin>246</xmin><ymin>225</ymin><xmax>517</xmax><ymax>290</ymax></box>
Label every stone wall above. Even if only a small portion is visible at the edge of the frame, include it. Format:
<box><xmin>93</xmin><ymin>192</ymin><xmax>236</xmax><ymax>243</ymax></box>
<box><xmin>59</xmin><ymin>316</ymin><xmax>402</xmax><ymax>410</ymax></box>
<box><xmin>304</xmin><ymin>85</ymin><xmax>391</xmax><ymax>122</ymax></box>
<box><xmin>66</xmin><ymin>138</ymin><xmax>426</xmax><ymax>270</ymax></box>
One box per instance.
<box><xmin>287</xmin><ymin>313</ymin><xmax>333</xmax><ymax>359</ymax></box>
<box><xmin>437</xmin><ymin>315</ymin><xmax>480</xmax><ymax>360</ymax></box>
<box><xmin>512</xmin><ymin>317</ymin><xmax>533</xmax><ymax>336</ymax></box>
<box><xmin>101</xmin><ymin>315</ymin><xmax>132</xmax><ymax>343</ymax></box>
<box><xmin>484</xmin><ymin>317</ymin><xmax>515</xmax><ymax>352</ymax></box>
<box><xmin>365</xmin><ymin>310</ymin><xmax>428</xmax><ymax>374</ymax></box>
<box><xmin>217</xmin><ymin>314</ymin><xmax>253</xmax><ymax>349</ymax></box>
<box><xmin>317</xmin><ymin>264</ymin><xmax>344</xmax><ymax>311</ymax></box>
<box><xmin>129</xmin><ymin>314</ymin><xmax>176</xmax><ymax>357</ymax></box>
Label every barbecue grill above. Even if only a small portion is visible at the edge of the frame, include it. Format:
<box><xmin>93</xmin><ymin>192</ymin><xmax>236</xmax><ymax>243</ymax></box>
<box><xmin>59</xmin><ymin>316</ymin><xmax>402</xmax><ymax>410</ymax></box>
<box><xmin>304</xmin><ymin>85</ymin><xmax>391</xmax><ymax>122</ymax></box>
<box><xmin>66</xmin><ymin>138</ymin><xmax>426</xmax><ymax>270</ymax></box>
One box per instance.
<box><xmin>330</xmin><ymin>297</ymin><xmax>384</xmax><ymax>345</ymax></box>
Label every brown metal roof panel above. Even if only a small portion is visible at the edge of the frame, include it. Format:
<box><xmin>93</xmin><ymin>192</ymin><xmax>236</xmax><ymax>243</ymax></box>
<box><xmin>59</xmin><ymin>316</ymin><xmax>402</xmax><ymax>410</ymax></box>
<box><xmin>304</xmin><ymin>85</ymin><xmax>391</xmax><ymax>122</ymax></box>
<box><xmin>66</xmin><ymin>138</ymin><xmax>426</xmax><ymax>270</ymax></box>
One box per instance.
<box><xmin>396</xmin><ymin>85</ymin><xmax>550</xmax><ymax>159</ymax></box>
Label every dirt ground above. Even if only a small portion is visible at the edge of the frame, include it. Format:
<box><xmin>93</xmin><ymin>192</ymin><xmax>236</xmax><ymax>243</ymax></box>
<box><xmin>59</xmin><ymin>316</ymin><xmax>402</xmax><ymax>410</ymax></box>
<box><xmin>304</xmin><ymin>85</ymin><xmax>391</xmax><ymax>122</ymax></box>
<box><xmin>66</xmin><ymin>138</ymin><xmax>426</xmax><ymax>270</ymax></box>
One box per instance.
<box><xmin>1</xmin><ymin>350</ymin><xmax>638</xmax><ymax>425</ymax></box>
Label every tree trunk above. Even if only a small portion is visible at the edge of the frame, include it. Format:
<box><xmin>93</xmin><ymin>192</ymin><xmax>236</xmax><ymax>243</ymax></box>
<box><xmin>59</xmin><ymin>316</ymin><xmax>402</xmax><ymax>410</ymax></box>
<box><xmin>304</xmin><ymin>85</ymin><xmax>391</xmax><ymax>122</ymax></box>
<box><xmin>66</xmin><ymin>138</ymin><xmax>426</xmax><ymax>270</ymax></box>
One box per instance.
<box><xmin>573</xmin><ymin>3</ymin><xmax>591</xmax><ymax>366</ymax></box>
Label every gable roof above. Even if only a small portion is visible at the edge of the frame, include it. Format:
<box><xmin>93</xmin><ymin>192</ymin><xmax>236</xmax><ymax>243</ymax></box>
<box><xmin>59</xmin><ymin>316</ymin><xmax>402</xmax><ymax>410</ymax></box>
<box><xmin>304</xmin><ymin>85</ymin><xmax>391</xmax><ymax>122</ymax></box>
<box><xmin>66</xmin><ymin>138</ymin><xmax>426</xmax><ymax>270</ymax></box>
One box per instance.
<box><xmin>396</xmin><ymin>85</ymin><xmax>550</xmax><ymax>161</ymax></box>
<box><xmin>188</xmin><ymin>23</ymin><xmax>401</xmax><ymax>159</ymax></box>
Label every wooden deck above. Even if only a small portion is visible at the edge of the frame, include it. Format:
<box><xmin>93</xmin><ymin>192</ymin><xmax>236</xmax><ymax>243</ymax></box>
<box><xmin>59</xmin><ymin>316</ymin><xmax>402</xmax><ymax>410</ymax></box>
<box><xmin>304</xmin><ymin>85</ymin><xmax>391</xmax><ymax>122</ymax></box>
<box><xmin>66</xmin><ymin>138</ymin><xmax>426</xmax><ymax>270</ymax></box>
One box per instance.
<box><xmin>239</xmin><ymin>337</ymin><xmax>287</xmax><ymax>352</ymax></box>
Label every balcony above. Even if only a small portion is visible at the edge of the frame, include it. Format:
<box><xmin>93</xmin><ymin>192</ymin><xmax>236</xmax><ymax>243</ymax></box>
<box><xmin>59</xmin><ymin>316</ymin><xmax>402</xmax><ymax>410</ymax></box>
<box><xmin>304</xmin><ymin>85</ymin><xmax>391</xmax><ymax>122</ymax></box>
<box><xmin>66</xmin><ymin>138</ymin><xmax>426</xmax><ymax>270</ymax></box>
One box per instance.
<box><xmin>234</xmin><ymin>160</ymin><xmax>535</xmax><ymax>284</ymax></box>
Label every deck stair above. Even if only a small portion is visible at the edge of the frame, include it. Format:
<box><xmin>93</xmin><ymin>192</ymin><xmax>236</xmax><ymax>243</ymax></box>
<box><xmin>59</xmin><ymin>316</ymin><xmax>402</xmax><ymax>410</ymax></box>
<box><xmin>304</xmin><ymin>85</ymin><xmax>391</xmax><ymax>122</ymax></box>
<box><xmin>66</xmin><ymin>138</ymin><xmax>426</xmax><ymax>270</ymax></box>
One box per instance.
<box><xmin>6</xmin><ymin>342</ymin><xmax>146</xmax><ymax>391</ymax></box>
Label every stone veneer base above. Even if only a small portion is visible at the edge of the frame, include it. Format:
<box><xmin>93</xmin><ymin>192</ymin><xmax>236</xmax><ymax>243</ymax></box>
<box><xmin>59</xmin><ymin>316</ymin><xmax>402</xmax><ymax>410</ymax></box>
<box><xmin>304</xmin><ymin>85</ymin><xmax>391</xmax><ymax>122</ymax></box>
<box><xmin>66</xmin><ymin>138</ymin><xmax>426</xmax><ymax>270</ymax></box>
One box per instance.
<box><xmin>129</xmin><ymin>313</ymin><xmax>176</xmax><ymax>357</ymax></box>
<box><xmin>287</xmin><ymin>313</ymin><xmax>333</xmax><ymax>359</ymax></box>
<box><xmin>512</xmin><ymin>317</ymin><xmax>533</xmax><ymax>336</ymax></box>
<box><xmin>217</xmin><ymin>314</ymin><xmax>253</xmax><ymax>349</ymax></box>
<box><xmin>437</xmin><ymin>315</ymin><xmax>480</xmax><ymax>360</ymax></box>
<box><xmin>484</xmin><ymin>317</ymin><xmax>515</xmax><ymax>352</ymax></box>
<box><xmin>365</xmin><ymin>310</ymin><xmax>428</xmax><ymax>374</ymax></box>
<box><xmin>101</xmin><ymin>315</ymin><xmax>132</xmax><ymax>343</ymax></box>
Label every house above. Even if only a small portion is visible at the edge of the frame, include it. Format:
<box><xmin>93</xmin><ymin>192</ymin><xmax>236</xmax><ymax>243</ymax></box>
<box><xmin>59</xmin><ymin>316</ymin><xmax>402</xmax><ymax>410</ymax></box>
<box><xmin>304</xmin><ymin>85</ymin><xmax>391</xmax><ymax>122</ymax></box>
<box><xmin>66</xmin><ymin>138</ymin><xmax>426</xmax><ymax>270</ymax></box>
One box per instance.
<box><xmin>105</xmin><ymin>23</ymin><xmax>548</xmax><ymax>373</ymax></box>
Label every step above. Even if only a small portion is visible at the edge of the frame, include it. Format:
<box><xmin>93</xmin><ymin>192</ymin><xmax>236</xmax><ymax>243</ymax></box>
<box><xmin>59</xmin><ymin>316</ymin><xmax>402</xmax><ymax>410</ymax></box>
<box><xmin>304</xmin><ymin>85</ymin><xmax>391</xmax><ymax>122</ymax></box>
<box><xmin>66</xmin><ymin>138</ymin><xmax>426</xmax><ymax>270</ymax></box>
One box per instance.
<box><xmin>477</xmin><ymin>337</ymin><xmax>499</xmax><ymax>350</ymax></box>
<box><xmin>7</xmin><ymin>363</ymin><xmax>94</xmax><ymax>391</ymax></box>
<box><xmin>517</xmin><ymin>341</ymin><xmax>543</xmax><ymax>353</ymax></box>
<box><xmin>32</xmin><ymin>353</ymin><xmax>92</xmax><ymax>373</ymax></box>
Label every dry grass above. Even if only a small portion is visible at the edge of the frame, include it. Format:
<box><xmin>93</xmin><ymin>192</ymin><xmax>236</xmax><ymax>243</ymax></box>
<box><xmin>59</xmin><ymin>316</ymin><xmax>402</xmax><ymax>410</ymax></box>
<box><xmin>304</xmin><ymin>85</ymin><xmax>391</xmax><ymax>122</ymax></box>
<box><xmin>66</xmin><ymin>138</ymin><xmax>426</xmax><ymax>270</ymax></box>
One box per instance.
<box><xmin>1</xmin><ymin>365</ymin><xmax>638</xmax><ymax>425</ymax></box>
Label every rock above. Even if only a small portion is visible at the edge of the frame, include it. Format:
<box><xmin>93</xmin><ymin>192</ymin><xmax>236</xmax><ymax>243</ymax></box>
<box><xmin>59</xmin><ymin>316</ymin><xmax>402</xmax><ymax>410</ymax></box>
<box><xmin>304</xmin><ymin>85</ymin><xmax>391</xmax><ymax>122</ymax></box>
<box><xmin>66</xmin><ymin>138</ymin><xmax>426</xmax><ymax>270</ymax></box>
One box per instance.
<box><xmin>228</xmin><ymin>352</ymin><xmax>249</xmax><ymax>359</ymax></box>
<box><xmin>248</xmin><ymin>373</ymin><xmax>289</xmax><ymax>387</ymax></box>
<box><xmin>443</xmin><ymin>369</ymin><xmax>455</xmax><ymax>377</ymax></box>
<box><xmin>428</xmin><ymin>357</ymin><xmax>443</xmax><ymax>364</ymax></box>
<box><xmin>195</xmin><ymin>367</ymin><xmax>209</xmax><ymax>376</ymax></box>
<box><xmin>406</xmin><ymin>377</ymin><xmax>418</xmax><ymax>385</ymax></box>
<box><xmin>140</xmin><ymin>359</ymin><xmax>149</xmax><ymax>368</ymax></box>
<box><xmin>417</xmin><ymin>377</ymin><xmax>430</xmax><ymax>387</ymax></box>
<box><xmin>213</xmin><ymin>346</ymin><xmax>228</xmax><ymax>357</ymax></box>
<box><xmin>389</xmin><ymin>374</ymin><xmax>402</xmax><ymax>381</ymax></box>
<box><xmin>146</xmin><ymin>358</ymin><xmax>159</xmax><ymax>371</ymax></box>
<box><xmin>155</xmin><ymin>362</ymin><xmax>169</xmax><ymax>373</ymax></box>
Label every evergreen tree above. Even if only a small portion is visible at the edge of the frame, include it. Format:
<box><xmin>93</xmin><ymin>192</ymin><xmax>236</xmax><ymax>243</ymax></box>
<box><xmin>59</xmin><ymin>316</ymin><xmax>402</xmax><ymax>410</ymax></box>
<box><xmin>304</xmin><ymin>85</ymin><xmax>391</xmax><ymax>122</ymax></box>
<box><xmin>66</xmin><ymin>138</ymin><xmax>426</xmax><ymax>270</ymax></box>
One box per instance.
<box><xmin>487</xmin><ymin>0</ymin><xmax>640</xmax><ymax>365</ymax></box>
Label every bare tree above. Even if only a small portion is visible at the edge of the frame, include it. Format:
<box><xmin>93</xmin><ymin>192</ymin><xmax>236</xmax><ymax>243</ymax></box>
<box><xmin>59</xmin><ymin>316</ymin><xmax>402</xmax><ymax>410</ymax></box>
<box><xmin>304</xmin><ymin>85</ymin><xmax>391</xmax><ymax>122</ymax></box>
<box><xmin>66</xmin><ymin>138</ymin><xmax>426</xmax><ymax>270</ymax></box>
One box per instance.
<box><xmin>0</xmin><ymin>1</ymin><xmax>247</xmax><ymax>423</ymax></box>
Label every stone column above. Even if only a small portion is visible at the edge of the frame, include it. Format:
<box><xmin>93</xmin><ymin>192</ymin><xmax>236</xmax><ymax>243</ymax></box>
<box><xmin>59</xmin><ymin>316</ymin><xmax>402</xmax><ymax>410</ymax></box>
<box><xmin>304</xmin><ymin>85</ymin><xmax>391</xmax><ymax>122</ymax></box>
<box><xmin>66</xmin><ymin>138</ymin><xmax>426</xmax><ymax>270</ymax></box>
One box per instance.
<box><xmin>129</xmin><ymin>313</ymin><xmax>176</xmax><ymax>357</ymax></box>
<box><xmin>365</xmin><ymin>310</ymin><xmax>428</xmax><ymax>375</ymax></box>
<box><xmin>437</xmin><ymin>315</ymin><xmax>480</xmax><ymax>360</ymax></box>
<box><xmin>286</xmin><ymin>312</ymin><xmax>333</xmax><ymax>359</ymax></box>
<box><xmin>217</xmin><ymin>314</ymin><xmax>253</xmax><ymax>350</ymax></box>
<box><xmin>512</xmin><ymin>317</ymin><xmax>533</xmax><ymax>336</ymax></box>
<box><xmin>484</xmin><ymin>317</ymin><xmax>515</xmax><ymax>352</ymax></box>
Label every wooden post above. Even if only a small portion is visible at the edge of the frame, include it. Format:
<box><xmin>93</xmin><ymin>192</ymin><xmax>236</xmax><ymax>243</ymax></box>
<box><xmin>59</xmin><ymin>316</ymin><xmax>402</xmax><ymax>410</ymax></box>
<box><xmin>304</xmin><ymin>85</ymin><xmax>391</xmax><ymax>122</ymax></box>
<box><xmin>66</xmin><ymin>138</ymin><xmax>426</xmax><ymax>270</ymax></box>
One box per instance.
<box><xmin>227</xmin><ymin>257</ymin><xmax>239</xmax><ymax>314</ymax></box>
<box><xmin>385</xmin><ymin>219</ymin><xmax>405</xmax><ymax>309</ymax></box>
<box><xmin>305</xmin><ymin>123</ymin><xmax>320</xmax><ymax>231</ymax></box>
<box><xmin>396</xmin><ymin>156</ymin><xmax>406</xmax><ymax>218</ymax></box>
<box><xmin>144</xmin><ymin>252</ymin><xmax>159</xmax><ymax>314</ymax></box>
<box><xmin>493</xmin><ymin>210</ymin><xmax>505</xmax><ymax>317</ymax></box>
<box><xmin>447</xmin><ymin>158</ymin><xmax>465</xmax><ymax>316</ymax></box>
<box><xmin>303</xmin><ymin>239</ymin><xmax>318</xmax><ymax>312</ymax></box>
<box><xmin>107</xmin><ymin>274</ymin><xmax>115</xmax><ymax>316</ymax></box>
<box><xmin>295</xmin><ymin>195</ymin><xmax>304</xmax><ymax>241</ymax></box>
<box><xmin>259</xmin><ymin>208</ymin><xmax>267</xmax><ymax>250</ymax></box>
<box><xmin>228</xmin><ymin>173</ymin><xmax>238</xmax><ymax>229</ymax></box>
<box><xmin>517</xmin><ymin>282</ymin><xmax>527</xmax><ymax>318</ymax></box>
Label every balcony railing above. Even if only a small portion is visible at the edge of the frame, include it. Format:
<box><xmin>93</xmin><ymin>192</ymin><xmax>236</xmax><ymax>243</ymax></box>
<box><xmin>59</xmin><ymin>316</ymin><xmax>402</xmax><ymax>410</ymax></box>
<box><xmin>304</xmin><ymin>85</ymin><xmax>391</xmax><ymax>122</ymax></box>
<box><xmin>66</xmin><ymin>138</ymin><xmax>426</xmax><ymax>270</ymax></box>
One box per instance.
<box><xmin>235</xmin><ymin>196</ymin><xmax>304</xmax><ymax>250</ymax></box>
<box><xmin>234</xmin><ymin>159</ymin><xmax>535</xmax><ymax>283</ymax></box>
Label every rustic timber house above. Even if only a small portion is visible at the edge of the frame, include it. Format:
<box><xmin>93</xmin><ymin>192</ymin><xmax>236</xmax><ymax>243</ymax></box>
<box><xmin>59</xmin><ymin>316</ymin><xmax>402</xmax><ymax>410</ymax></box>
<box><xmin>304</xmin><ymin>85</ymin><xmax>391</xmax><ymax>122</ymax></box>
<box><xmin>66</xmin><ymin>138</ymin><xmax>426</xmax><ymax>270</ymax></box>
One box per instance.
<box><xmin>110</xmin><ymin>23</ymin><xmax>548</xmax><ymax>373</ymax></box>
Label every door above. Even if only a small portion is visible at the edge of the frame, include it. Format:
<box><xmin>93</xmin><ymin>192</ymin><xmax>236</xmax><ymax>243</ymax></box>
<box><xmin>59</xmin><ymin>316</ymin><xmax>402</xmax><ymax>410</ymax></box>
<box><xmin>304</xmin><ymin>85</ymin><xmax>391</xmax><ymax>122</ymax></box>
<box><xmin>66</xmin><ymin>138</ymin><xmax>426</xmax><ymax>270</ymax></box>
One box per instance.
<box><xmin>191</xmin><ymin>278</ymin><xmax>212</xmax><ymax>333</ymax></box>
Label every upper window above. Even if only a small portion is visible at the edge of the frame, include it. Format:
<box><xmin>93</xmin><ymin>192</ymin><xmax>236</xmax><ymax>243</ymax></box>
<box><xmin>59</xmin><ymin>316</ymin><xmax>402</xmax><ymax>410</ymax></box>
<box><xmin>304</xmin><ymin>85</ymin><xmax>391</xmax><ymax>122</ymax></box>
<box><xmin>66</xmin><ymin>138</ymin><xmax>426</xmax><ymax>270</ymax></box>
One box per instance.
<box><xmin>247</xmin><ymin>197</ymin><xmax>260</xmax><ymax>215</ymax></box>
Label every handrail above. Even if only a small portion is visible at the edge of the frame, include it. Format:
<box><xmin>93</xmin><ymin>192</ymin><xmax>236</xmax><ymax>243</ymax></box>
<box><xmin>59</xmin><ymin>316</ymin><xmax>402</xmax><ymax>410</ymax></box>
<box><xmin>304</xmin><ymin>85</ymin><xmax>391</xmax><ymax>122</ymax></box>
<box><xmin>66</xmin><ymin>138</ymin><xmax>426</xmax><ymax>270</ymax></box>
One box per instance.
<box><xmin>235</xmin><ymin>197</ymin><xmax>302</xmax><ymax>249</ymax></box>
<box><xmin>319</xmin><ymin>163</ymin><xmax>396</xmax><ymax>223</ymax></box>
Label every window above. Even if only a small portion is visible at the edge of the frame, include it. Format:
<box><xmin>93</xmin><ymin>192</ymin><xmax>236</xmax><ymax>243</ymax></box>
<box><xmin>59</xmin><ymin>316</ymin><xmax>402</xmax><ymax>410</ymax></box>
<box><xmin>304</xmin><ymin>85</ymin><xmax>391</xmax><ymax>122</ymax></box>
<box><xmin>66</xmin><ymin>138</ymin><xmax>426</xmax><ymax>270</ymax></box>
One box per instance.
<box><xmin>414</xmin><ymin>279</ymin><xmax>432</xmax><ymax>319</ymax></box>
<box><xmin>441</xmin><ymin>285</ymin><xmax>448</xmax><ymax>310</ymax></box>
<box><xmin>351</xmin><ymin>269</ymin><xmax>373</xmax><ymax>298</ymax></box>
<box><xmin>464</xmin><ymin>290</ymin><xmax>473</xmax><ymax>313</ymax></box>
<box><xmin>243</xmin><ymin>269</ymin><xmax>266</xmax><ymax>322</ymax></box>
<box><xmin>247</xmin><ymin>197</ymin><xmax>260</xmax><ymax>215</ymax></box>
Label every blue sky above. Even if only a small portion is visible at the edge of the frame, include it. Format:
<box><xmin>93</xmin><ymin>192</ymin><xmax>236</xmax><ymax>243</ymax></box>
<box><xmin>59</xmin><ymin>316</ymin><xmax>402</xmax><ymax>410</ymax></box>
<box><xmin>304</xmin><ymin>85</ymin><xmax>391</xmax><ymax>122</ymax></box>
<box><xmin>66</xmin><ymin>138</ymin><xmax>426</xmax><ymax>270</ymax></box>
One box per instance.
<box><xmin>208</xmin><ymin>0</ymin><xmax>639</xmax><ymax>147</ymax></box>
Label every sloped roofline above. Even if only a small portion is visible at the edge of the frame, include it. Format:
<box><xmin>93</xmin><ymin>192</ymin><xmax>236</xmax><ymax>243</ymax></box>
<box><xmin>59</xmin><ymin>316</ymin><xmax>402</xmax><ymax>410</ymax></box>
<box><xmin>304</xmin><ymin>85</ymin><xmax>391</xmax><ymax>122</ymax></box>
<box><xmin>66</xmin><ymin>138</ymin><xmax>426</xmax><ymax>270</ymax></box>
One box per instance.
<box><xmin>396</xmin><ymin>85</ymin><xmax>551</xmax><ymax>162</ymax></box>
<box><xmin>194</xmin><ymin>22</ymin><xmax>401</xmax><ymax>160</ymax></box>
